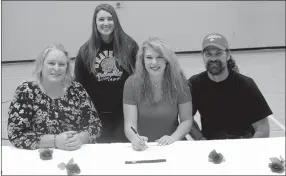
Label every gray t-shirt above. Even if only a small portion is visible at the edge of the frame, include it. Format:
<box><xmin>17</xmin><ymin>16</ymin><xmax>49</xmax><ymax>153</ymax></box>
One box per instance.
<box><xmin>123</xmin><ymin>76</ymin><xmax>191</xmax><ymax>142</ymax></box>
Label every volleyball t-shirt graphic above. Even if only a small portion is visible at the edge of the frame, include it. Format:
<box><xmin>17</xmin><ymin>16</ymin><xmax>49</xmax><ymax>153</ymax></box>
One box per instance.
<box><xmin>94</xmin><ymin>50</ymin><xmax>123</xmax><ymax>82</ymax></box>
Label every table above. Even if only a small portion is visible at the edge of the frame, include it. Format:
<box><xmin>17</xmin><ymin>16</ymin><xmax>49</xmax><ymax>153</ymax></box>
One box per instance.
<box><xmin>1</xmin><ymin>137</ymin><xmax>285</xmax><ymax>175</ymax></box>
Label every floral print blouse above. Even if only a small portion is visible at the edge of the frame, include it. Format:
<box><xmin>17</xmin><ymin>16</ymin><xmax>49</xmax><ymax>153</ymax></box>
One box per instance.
<box><xmin>7</xmin><ymin>81</ymin><xmax>102</xmax><ymax>150</ymax></box>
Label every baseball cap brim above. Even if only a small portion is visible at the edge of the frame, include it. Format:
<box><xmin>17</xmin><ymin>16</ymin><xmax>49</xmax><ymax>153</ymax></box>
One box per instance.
<box><xmin>203</xmin><ymin>43</ymin><xmax>227</xmax><ymax>51</ymax></box>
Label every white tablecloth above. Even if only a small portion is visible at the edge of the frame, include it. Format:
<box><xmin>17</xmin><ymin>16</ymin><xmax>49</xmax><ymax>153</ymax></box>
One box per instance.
<box><xmin>1</xmin><ymin>137</ymin><xmax>285</xmax><ymax>175</ymax></box>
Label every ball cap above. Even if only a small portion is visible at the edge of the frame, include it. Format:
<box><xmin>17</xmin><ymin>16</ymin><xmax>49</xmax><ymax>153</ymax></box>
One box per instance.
<box><xmin>202</xmin><ymin>33</ymin><xmax>229</xmax><ymax>51</ymax></box>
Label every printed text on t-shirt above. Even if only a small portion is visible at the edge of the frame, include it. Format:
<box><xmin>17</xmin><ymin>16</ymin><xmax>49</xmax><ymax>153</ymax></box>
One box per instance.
<box><xmin>94</xmin><ymin>50</ymin><xmax>123</xmax><ymax>81</ymax></box>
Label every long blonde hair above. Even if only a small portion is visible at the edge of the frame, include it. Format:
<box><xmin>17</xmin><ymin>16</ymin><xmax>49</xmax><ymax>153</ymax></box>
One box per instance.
<box><xmin>33</xmin><ymin>43</ymin><xmax>73</xmax><ymax>85</ymax></box>
<box><xmin>133</xmin><ymin>37</ymin><xmax>187</xmax><ymax>105</ymax></box>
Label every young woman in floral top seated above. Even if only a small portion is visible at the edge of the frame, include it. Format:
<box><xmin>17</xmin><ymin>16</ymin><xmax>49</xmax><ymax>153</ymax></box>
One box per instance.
<box><xmin>7</xmin><ymin>43</ymin><xmax>102</xmax><ymax>150</ymax></box>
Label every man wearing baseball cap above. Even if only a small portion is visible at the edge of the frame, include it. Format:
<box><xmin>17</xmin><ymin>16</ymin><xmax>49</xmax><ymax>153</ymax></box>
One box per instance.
<box><xmin>189</xmin><ymin>33</ymin><xmax>272</xmax><ymax>140</ymax></box>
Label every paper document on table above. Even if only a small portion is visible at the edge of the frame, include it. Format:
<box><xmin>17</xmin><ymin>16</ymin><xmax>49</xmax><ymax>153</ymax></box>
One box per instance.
<box><xmin>122</xmin><ymin>143</ymin><xmax>172</xmax><ymax>162</ymax></box>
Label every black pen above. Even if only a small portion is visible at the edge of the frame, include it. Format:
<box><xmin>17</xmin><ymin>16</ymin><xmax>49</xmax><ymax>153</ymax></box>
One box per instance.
<box><xmin>131</xmin><ymin>127</ymin><xmax>148</xmax><ymax>148</ymax></box>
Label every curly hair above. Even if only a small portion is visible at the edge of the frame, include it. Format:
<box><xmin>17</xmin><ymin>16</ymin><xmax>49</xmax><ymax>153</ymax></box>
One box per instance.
<box><xmin>133</xmin><ymin>37</ymin><xmax>188</xmax><ymax>105</ymax></box>
<box><xmin>227</xmin><ymin>55</ymin><xmax>239</xmax><ymax>73</ymax></box>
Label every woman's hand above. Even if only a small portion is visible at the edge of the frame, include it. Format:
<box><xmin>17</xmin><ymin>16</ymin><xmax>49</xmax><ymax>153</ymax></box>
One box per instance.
<box><xmin>131</xmin><ymin>136</ymin><xmax>148</xmax><ymax>151</ymax></box>
<box><xmin>156</xmin><ymin>135</ymin><xmax>175</xmax><ymax>146</ymax></box>
<box><xmin>55</xmin><ymin>131</ymin><xmax>77</xmax><ymax>150</ymax></box>
<box><xmin>65</xmin><ymin>133</ymin><xmax>83</xmax><ymax>151</ymax></box>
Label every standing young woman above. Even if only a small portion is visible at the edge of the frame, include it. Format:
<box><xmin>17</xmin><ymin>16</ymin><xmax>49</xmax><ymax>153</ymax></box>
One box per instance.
<box><xmin>74</xmin><ymin>4</ymin><xmax>139</xmax><ymax>143</ymax></box>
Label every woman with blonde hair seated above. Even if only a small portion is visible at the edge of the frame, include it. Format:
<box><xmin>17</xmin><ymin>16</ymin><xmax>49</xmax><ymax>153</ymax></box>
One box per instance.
<box><xmin>7</xmin><ymin>43</ymin><xmax>102</xmax><ymax>150</ymax></box>
<box><xmin>123</xmin><ymin>37</ymin><xmax>193</xmax><ymax>151</ymax></box>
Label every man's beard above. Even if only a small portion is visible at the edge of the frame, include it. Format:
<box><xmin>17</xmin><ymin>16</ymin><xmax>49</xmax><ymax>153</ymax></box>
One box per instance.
<box><xmin>206</xmin><ymin>60</ymin><xmax>226</xmax><ymax>75</ymax></box>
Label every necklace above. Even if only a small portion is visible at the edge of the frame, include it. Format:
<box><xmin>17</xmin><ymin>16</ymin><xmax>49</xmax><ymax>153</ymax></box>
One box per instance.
<box><xmin>154</xmin><ymin>83</ymin><xmax>160</xmax><ymax>89</ymax></box>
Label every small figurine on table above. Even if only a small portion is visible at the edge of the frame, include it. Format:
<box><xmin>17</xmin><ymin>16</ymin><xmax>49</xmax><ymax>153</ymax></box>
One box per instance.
<box><xmin>268</xmin><ymin>155</ymin><xmax>285</xmax><ymax>174</ymax></box>
<box><xmin>208</xmin><ymin>149</ymin><xmax>225</xmax><ymax>164</ymax></box>
<box><xmin>39</xmin><ymin>148</ymin><xmax>53</xmax><ymax>160</ymax></box>
<box><xmin>58</xmin><ymin>158</ymin><xmax>81</xmax><ymax>175</ymax></box>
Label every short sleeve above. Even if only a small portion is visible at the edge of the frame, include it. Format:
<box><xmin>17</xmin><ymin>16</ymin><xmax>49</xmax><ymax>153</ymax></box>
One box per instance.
<box><xmin>188</xmin><ymin>76</ymin><xmax>197</xmax><ymax>116</ymax></box>
<box><xmin>244</xmin><ymin>78</ymin><xmax>273</xmax><ymax>124</ymax></box>
<box><xmin>178</xmin><ymin>80</ymin><xmax>192</xmax><ymax>104</ymax></box>
<box><xmin>123</xmin><ymin>76</ymin><xmax>137</xmax><ymax>105</ymax></box>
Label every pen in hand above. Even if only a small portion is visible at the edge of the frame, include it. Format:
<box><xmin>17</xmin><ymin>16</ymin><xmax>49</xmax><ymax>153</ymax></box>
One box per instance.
<box><xmin>131</xmin><ymin>127</ymin><xmax>148</xmax><ymax>148</ymax></box>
